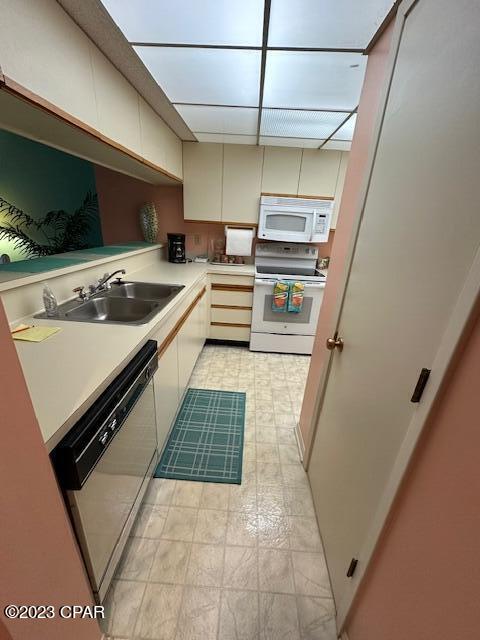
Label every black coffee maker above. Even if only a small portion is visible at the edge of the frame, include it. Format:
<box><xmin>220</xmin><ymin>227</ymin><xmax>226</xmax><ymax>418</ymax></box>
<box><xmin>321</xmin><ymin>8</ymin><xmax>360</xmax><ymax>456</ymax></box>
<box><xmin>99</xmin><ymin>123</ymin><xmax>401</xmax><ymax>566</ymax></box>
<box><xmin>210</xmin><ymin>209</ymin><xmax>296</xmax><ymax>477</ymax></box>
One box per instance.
<box><xmin>167</xmin><ymin>233</ymin><xmax>186</xmax><ymax>263</ymax></box>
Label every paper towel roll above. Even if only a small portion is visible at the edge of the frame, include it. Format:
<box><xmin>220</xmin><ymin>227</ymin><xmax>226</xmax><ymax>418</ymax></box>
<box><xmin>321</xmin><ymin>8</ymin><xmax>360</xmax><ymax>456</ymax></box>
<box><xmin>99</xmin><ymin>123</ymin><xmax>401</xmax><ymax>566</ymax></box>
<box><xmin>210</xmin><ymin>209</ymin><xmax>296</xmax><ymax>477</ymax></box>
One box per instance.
<box><xmin>225</xmin><ymin>227</ymin><xmax>254</xmax><ymax>256</ymax></box>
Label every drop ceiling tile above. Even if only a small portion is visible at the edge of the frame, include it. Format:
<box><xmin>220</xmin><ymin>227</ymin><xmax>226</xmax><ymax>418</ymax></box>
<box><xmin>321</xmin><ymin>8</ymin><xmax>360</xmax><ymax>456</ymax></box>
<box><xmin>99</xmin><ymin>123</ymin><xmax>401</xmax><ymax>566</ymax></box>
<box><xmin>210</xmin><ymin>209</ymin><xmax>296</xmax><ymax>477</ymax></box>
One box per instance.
<box><xmin>195</xmin><ymin>133</ymin><xmax>258</xmax><ymax>144</ymax></box>
<box><xmin>101</xmin><ymin>0</ymin><xmax>264</xmax><ymax>46</ymax></box>
<box><xmin>134</xmin><ymin>47</ymin><xmax>261</xmax><ymax>106</ymax></box>
<box><xmin>175</xmin><ymin>105</ymin><xmax>258</xmax><ymax>135</ymax></box>
<box><xmin>261</xmin><ymin>108</ymin><xmax>347</xmax><ymax>139</ymax></box>
<box><xmin>259</xmin><ymin>136</ymin><xmax>323</xmax><ymax>148</ymax></box>
<box><xmin>263</xmin><ymin>51</ymin><xmax>367</xmax><ymax>110</ymax></box>
<box><xmin>322</xmin><ymin>140</ymin><xmax>352</xmax><ymax>151</ymax></box>
<box><xmin>268</xmin><ymin>0</ymin><xmax>395</xmax><ymax>48</ymax></box>
<box><xmin>333</xmin><ymin>113</ymin><xmax>357</xmax><ymax>140</ymax></box>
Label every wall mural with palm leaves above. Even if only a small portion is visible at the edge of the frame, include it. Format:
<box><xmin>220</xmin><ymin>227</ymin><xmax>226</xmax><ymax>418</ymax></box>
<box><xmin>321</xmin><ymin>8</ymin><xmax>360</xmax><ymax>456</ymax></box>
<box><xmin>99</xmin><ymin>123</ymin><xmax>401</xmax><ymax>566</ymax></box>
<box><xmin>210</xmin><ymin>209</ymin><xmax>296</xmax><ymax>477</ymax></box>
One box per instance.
<box><xmin>0</xmin><ymin>129</ymin><xmax>103</xmax><ymax>263</ymax></box>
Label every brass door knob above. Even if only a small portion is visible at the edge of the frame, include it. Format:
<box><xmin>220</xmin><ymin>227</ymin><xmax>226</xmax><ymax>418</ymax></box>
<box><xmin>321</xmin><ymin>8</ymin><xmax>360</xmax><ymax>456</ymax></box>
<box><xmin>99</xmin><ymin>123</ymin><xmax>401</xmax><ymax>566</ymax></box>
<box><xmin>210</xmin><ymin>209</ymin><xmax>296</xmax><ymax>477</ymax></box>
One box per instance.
<box><xmin>326</xmin><ymin>336</ymin><xmax>344</xmax><ymax>351</ymax></box>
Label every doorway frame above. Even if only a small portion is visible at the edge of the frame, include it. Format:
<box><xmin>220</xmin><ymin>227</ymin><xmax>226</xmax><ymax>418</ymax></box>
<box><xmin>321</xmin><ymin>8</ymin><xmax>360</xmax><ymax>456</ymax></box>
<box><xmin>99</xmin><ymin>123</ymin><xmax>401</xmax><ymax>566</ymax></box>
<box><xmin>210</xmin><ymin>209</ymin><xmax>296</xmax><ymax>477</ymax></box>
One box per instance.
<box><xmin>303</xmin><ymin>0</ymin><xmax>480</xmax><ymax>628</ymax></box>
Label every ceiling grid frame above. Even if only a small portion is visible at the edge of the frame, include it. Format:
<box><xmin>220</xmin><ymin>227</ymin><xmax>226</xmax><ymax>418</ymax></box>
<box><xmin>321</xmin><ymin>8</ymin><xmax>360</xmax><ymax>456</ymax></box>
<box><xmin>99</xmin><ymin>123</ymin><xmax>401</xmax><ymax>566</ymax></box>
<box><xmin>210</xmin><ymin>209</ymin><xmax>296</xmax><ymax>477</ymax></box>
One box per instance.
<box><xmin>99</xmin><ymin>0</ymin><xmax>398</xmax><ymax>148</ymax></box>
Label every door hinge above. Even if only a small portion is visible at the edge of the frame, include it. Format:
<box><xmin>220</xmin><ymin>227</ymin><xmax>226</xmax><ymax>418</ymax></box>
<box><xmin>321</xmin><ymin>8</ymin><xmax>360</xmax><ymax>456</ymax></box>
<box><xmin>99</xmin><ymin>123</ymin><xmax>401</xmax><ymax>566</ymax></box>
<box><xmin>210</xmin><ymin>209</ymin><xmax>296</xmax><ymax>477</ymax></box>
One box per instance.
<box><xmin>346</xmin><ymin>558</ymin><xmax>358</xmax><ymax>578</ymax></box>
<box><xmin>410</xmin><ymin>368</ymin><xmax>431</xmax><ymax>403</ymax></box>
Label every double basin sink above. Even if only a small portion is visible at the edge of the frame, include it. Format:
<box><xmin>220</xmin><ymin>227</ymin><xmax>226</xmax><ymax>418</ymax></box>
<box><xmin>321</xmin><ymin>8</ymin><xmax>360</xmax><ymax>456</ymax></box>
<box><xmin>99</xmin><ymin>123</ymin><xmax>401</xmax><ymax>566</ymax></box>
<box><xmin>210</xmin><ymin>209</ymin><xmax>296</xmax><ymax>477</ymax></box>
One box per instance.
<box><xmin>35</xmin><ymin>281</ymin><xmax>185</xmax><ymax>325</ymax></box>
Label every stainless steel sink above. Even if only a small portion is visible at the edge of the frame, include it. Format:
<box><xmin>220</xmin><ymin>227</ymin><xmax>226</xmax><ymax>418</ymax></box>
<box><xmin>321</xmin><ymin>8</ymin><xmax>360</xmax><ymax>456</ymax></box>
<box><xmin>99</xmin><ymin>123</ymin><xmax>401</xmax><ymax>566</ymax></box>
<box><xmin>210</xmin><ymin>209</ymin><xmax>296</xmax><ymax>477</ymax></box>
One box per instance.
<box><xmin>65</xmin><ymin>296</ymin><xmax>160</xmax><ymax>324</ymax></box>
<box><xmin>109</xmin><ymin>281</ymin><xmax>184</xmax><ymax>302</ymax></box>
<box><xmin>34</xmin><ymin>280</ymin><xmax>185</xmax><ymax>325</ymax></box>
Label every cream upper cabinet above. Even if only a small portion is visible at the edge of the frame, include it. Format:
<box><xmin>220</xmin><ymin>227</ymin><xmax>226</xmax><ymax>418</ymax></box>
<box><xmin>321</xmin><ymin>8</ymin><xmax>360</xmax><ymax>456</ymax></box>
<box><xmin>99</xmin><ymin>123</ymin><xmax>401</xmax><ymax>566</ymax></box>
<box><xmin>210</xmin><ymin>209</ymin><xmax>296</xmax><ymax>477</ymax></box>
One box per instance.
<box><xmin>183</xmin><ymin>142</ymin><xmax>223</xmax><ymax>221</ymax></box>
<box><xmin>222</xmin><ymin>145</ymin><xmax>264</xmax><ymax>224</ymax></box>
<box><xmin>90</xmin><ymin>46</ymin><xmax>142</xmax><ymax>156</ymax></box>
<box><xmin>261</xmin><ymin>146</ymin><xmax>303</xmax><ymax>195</ymax></box>
<box><xmin>298</xmin><ymin>150</ymin><xmax>342</xmax><ymax>197</ymax></box>
<box><xmin>331</xmin><ymin>152</ymin><xmax>349</xmax><ymax>229</ymax></box>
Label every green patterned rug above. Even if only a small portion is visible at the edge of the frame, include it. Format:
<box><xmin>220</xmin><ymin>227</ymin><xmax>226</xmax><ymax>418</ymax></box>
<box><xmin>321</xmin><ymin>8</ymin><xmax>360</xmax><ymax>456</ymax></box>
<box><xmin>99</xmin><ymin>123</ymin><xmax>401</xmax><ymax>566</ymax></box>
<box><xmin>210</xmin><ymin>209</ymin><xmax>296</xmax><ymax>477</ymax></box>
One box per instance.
<box><xmin>155</xmin><ymin>388</ymin><xmax>246</xmax><ymax>484</ymax></box>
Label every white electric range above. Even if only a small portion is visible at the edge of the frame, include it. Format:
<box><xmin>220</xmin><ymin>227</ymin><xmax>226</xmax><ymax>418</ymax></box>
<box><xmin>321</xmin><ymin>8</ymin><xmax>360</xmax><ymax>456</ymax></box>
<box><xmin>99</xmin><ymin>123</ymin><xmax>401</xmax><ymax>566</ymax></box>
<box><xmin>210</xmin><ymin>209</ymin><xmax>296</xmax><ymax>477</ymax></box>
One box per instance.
<box><xmin>250</xmin><ymin>243</ymin><xmax>326</xmax><ymax>355</ymax></box>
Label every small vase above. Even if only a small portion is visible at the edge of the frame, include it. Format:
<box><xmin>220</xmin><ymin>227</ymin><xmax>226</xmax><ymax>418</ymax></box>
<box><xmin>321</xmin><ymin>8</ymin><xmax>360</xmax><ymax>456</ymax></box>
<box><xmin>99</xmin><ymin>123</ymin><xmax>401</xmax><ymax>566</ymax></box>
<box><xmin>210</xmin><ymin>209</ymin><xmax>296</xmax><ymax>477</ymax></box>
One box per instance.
<box><xmin>139</xmin><ymin>203</ymin><xmax>158</xmax><ymax>243</ymax></box>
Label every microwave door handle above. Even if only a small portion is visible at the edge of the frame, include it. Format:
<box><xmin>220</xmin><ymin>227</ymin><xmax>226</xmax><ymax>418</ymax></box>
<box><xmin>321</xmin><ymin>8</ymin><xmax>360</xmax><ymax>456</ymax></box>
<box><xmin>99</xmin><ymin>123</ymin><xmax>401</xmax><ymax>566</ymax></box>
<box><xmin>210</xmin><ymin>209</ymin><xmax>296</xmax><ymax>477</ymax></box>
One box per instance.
<box><xmin>310</xmin><ymin>210</ymin><xmax>318</xmax><ymax>241</ymax></box>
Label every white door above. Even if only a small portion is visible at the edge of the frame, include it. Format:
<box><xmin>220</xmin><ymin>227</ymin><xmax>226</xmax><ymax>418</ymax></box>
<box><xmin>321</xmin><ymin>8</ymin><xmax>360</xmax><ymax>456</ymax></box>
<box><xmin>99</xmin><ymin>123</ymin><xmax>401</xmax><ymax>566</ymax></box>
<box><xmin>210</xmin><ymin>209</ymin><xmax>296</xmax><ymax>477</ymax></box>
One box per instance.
<box><xmin>307</xmin><ymin>0</ymin><xmax>480</xmax><ymax>623</ymax></box>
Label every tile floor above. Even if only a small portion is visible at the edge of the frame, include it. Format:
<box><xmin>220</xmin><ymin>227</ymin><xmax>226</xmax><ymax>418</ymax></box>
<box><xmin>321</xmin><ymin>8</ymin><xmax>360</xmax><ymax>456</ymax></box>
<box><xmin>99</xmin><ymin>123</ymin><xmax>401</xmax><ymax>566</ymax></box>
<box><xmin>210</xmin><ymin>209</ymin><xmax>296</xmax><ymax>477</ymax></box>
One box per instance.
<box><xmin>103</xmin><ymin>345</ymin><xmax>336</xmax><ymax>640</ymax></box>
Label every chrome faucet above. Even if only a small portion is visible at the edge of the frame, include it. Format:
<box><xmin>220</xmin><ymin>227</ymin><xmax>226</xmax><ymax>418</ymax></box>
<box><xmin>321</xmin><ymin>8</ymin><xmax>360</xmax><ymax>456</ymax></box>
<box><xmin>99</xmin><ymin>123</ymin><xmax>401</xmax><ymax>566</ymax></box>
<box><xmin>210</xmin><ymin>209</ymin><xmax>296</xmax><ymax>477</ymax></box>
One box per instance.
<box><xmin>73</xmin><ymin>269</ymin><xmax>126</xmax><ymax>301</ymax></box>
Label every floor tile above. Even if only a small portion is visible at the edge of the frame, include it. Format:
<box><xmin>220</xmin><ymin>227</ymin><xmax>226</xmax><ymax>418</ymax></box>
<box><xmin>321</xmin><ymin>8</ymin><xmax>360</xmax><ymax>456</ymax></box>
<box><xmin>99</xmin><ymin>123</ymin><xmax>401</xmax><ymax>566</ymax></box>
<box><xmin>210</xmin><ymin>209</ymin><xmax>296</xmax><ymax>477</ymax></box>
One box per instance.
<box><xmin>259</xmin><ymin>593</ymin><xmax>300</xmax><ymax>640</ymax></box>
<box><xmin>149</xmin><ymin>540</ymin><xmax>190</xmax><ymax>584</ymax></box>
<box><xmin>102</xmin><ymin>579</ymin><xmax>145</xmax><ymax>638</ymax></box>
<box><xmin>276</xmin><ymin>428</ymin><xmax>297</xmax><ymax>446</ymax></box>
<box><xmin>279</xmin><ymin>444</ymin><xmax>300</xmax><ymax>465</ymax></box>
<box><xmin>186</xmin><ymin>543</ymin><xmax>224</xmax><ymax>587</ymax></box>
<box><xmin>194</xmin><ymin>509</ymin><xmax>228</xmax><ymax>544</ymax></box>
<box><xmin>229</xmin><ymin>484</ymin><xmax>257</xmax><ymax>513</ymax></box>
<box><xmin>258</xmin><ymin>549</ymin><xmax>295</xmax><ymax>594</ymax></box>
<box><xmin>256</xmin><ymin>462</ymin><xmax>282</xmax><ymax>486</ymax></box>
<box><xmin>199</xmin><ymin>483</ymin><xmax>230</xmax><ymax>510</ymax></box>
<box><xmin>255</xmin><ymin>425</ymin><xmax>278</xmax><ymax>444</ymax></box>
<box><xmin>257</xmin><ymin>486</ymin><xmax>286</xmax><ymax>516</ymax></box>
<box><xmin>281</xmin><ymin>464</ymin><xmax>310</xmax><ymax>487</ymax></box>
<box><xmin>175</xmin><ymin>586</ymin><xmax>220</xmax><ymax>640</ymax></box>
<box><xmin>116</xmin><ymin>537</ymin><xmax>157</xmax><ymax>581</ymax></box>
<box><xmin>162</xmin><ymin>507</ymin><xmax>198</xmax><ymax>542</ymax></box>
<box><xmin>135</xmin><ymin>583</ymin><xmax>183</xmax><ymax>640</ymax></box>
<box><xmin>255</xmin><ymin>411</ymin><xmax>275</xmax><ymax>427</ymax></box>
<box><xmin>131</xmin><ymin>504</ymin><xmax>168</xmax><ymax>539</ymax></box>
<box><xmin>284</xmin><ymin>487</ymin><xmax>315</xmax><ymax>518</ymax></box>
<box><xmin>296</xmin><ymin>597</ymin><xmax>336</xmax><ymax>640</ymax></box>
<box><xmin>288</xmin><ymin>518</ymin><xmax>322</xmax><ymax>552</ymax></box>
<box><xmin>256</xmin><ymin>443</ymin><xmax>280</xmax><ymax>463</ymax></box>
<box><xmin>172</xmin><ymin>480</ymin><xmax>203</xmax><ymax>508</ymax></box>
<box><xmin>219</xmin><ymin>589</ymin><xmax>259</xmax><ymax>640</ymax></box>
<box><xmin>145</xmin><ymin>478</ymin><xmax>176</xmax><ymax>506</ymax></box>
<box><xmin>223</xmin><ymin>546</ymin><xmax>258</xmax><ymax>591</ymax></box>
<box><xmin>292</xmin><ymin>553</ymin><xmax>331</xmax><ymax>597</ymax></box>
<box><xmin>226</xmin><ymin>511</ymin><xmax>258</xmax><ymax>546</ymax></box>
<box><xmin>257</xmin><ymin>513</ymin><xmax>290</xmax><ymax>549</ymax></box>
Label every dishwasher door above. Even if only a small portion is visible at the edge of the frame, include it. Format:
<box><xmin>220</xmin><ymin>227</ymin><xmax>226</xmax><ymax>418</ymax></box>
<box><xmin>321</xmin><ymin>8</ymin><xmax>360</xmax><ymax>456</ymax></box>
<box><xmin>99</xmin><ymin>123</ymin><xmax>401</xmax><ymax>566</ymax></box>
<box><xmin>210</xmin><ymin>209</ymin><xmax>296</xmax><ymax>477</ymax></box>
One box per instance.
<box><xmin>67</xmin><ymin>376</ymin><xmax>157</xmax><ymax>600</ymax></box>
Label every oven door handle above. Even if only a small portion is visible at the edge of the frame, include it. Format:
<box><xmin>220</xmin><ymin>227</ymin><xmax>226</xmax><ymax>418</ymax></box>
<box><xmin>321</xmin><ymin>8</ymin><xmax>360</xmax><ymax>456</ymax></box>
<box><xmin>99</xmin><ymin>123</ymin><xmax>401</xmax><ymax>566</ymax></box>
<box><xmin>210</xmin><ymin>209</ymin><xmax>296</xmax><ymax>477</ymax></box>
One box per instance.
<box><xmin>255</xmin><ymin>279</ymin><xmax>325</xmax><ymax>289</ymax></box>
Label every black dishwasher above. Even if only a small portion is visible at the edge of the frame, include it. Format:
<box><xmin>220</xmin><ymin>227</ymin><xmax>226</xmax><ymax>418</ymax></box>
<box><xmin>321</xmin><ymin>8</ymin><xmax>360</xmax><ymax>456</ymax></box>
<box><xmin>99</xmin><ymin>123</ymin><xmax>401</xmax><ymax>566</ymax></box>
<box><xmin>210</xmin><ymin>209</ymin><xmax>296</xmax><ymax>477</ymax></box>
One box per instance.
<box><xmin>51</xmin><ymin>340</ymin><xmax>158</xmax><ymax>602</ymax></box>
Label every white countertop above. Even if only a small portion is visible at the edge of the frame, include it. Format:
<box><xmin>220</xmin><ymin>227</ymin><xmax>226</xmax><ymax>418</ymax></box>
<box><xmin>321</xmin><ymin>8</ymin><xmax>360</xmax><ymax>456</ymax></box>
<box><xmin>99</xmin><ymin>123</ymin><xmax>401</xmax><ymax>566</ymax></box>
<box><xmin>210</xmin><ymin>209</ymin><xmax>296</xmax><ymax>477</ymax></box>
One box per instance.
<box><xmin>14</xmin><ymin>259</ymin><xmax>254</xmax><ymax>451</ymax></box>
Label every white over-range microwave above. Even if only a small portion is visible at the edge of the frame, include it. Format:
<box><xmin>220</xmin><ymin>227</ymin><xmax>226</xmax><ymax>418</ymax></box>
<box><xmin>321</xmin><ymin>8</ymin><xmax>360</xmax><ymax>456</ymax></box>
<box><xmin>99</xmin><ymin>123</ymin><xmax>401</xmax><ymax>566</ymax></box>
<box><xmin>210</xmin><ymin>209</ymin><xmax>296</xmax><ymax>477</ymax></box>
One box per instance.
<box><xmin>258</xmin><ymin>195</ymin><xmax>333</xmax><ymax>243</ymax></box>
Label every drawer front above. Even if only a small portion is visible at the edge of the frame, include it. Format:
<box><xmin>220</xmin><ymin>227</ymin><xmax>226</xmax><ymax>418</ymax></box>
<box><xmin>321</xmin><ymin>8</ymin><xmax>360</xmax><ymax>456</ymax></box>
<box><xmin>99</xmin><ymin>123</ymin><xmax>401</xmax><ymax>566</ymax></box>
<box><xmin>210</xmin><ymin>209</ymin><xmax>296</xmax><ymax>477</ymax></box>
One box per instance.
<box><xmin>211</xmin><ymin>307</ymin><xmax>252</xmax><ymax>325</ymax></box>
<box><xmin>210</xmin><ymin>324</ymin><xmax>251</xmax><ymax>342</ymax></box>
<box><xmin>210</xmin><ymin>274</ymin><xmax>254</xmax><ymax>287</ymax></box>
<box><xmin>211</xmin><ymin>289</ymin><xmax>253</xmax><ymax>307</ymax></box>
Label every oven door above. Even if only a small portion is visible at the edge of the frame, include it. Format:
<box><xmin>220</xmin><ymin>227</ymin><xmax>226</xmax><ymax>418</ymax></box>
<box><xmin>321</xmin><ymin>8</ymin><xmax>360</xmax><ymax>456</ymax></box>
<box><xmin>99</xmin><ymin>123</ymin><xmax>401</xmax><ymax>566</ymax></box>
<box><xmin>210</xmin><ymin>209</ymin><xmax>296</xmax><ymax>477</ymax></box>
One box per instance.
<box><xmin>258</xmin><ymin>205</ymin><xmax>314</xmax><ymax>242</ymax></box>
<box><xmin>252</xmin><ymin>278</ymin><xmax>324</xmax><ymax>335</ymax></box>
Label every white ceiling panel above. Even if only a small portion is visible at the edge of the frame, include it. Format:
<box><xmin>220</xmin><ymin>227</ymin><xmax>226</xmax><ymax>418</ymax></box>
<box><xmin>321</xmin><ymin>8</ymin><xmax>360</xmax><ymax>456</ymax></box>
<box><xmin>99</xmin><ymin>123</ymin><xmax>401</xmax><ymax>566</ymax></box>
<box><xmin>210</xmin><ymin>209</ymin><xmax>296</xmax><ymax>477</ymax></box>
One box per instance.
<box><xmin>175</xmin><ymin>105</ymin><xmax>258</xmax><ymax>134</ymax></box>
<box><xmin>195</xmin><ymin>133</ymin><xmax>258</xmax><ymax>144</ymax></box>
<box><xmin>264</xmin><ymin>51</ymin><xmax>367</xmax><ymax>110</ymax></box>
<box><xmin>259</xmin><ymin>136</ymin><xmax>323</xmax><ymax>148</ymax></box>
<box><xmin>134</xmin><ymin>47</ymin><xmax>261</xmax><ymax>106</ymax></box>
<box><xmin>333</xmin><ymin>113</ymin><xmax>357</xmax><ymax>140</ymax></box>
<box><xmin>261</xmin><ymin>108</ymin><xmax>347</xmax><ymax>139</ymax></box>
<box><xmin>322</xmin><ymin>140</ymin><xmax>352</xmax><ymax>150</ymax></box>
<box><xmin>101</xmin><ymin>0</ymin><xmax>264</xmax><ymax>46</ymax></box>
<box><xmin>268</xmin><ymin>0</ymin><xmax>394</xmax><ymax>48</ymax></box>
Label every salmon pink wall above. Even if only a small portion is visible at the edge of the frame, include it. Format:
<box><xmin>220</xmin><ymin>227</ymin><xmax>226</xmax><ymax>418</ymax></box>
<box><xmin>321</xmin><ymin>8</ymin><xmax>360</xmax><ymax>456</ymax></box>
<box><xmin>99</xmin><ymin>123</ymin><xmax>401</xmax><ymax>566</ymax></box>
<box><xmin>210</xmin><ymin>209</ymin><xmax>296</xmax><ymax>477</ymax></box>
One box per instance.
<box><xmin>0</xmin><ymin>300</ymin><xmax>100</xmax><ymax>640</ymax></box>
<box><xmin>299</xmin><ymin>21</ymin><xmax>394</xmax><ymax>451</ymax></box>
<box><xmin>95</xmin><ymin>167</ymin><xmax>225</xmax><ymax>257</ymax></box>
<box><xmin>346</xmin><ymin>302</ymin><xmax>480</xmax><ymax>640</ymax></box>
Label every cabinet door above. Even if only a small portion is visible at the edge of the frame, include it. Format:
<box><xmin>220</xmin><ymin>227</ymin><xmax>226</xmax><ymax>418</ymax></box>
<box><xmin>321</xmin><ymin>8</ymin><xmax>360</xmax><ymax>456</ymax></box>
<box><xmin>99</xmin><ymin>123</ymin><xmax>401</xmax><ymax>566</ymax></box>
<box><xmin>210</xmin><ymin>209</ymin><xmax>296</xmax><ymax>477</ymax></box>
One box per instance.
<box><xmin>222</xmin><ymin>145</ymin><xmax>264</xmax><ymax>224</ymax></box>
<box><xmin>178</xmin><ymin>305</ymin><xmax>200</xmax><ymax>399</ymax></box>
<box><xmin>183</xmin><ymin>142</ymin><xmax>223</xmax><ymax>221</ymax></box>
<box><xmin>154</xmin><ymin>337</ymin><xmax>179</xmax><ymax>455</ymax></box>
<box><xmin>331</xmin><ymin>152</ymin><xmax>349</xmax><ymax>229</ymax></box>
<box><xmin>261</xmin><ymin>146</ymin><xmax>302</xmax><ymax>195</ymax></box>
<box><xmin>298</xmin><ymin>150</ymin><xmax>342</xmax><ymax>197</ymax></box>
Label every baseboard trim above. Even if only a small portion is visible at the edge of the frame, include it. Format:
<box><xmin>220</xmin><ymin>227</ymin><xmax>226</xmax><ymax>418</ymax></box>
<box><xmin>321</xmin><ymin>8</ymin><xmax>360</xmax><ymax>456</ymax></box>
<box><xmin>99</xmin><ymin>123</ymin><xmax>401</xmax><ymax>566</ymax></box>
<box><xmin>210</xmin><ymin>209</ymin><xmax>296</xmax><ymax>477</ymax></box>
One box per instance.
<box><xmin>294</xmin><ymin>422</ymin><xmax>305</xmax><ymax>463</ymax></box>
<box><xmin>341</xmin><ymin>631</ymin><xmax>350</xmax><ymax>640</ymax></box>
<box><xmin>205</xmin><ymin>338</ymin><xmax>250</xmax><ymax>347</ymax></box>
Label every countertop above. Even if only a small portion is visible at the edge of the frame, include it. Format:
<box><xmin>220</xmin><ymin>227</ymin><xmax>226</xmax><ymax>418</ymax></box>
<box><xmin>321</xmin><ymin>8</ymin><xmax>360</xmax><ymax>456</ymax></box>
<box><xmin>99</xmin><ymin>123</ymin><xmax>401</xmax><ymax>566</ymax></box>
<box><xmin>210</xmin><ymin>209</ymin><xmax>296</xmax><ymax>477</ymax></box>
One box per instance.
<box><xmin>14</xmin><ymin>260</ymin><xmax>255</xmax><ymax>451</ymax></box>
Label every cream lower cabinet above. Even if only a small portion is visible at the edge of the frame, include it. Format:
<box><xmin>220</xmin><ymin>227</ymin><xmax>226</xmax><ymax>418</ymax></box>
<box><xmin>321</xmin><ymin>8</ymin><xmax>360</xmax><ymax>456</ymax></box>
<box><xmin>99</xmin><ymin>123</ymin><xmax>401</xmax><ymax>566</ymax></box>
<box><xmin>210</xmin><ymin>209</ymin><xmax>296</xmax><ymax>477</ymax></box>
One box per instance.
<box><xmin>210</xmin><ymin>274</ymin><xmax>254</xmax><ymax>343</ymax></box>
<box><xmin>178</xmin><ymin>287</ymin><xmax>207</xmax><ymax>399</ymax></box>
<box><xmin>153</xmin><ymin>283</ymin><xmax>207</xmax><ymax>453</ymax></box>
<box><xmin>154</xmin><ymin>337</ymin><xmax>180</xmax><ymax>455</ymax></box>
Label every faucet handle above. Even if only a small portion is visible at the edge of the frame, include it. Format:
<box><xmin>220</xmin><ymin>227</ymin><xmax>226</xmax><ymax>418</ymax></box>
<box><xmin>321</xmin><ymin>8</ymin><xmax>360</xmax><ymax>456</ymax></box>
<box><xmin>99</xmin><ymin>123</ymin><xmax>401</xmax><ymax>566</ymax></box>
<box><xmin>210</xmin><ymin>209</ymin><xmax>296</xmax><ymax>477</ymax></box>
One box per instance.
<box><xmin>73</xmin><ymin>286</ymin><xmax>86</xmax><ymax>300</ymax></box>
